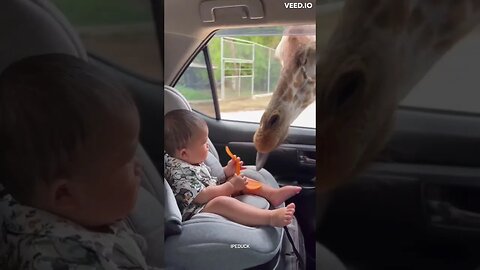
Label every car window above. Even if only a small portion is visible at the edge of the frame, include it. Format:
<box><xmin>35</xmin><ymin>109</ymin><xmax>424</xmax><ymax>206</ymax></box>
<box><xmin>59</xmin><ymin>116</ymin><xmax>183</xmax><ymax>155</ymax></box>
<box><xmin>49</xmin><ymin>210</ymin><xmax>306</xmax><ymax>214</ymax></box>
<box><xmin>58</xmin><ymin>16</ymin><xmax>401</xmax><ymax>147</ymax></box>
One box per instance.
<box><xmin>52</xmin><ymin>0</ymin><xmax>162</xmax><ymax>80</ymax></box>
<box><xmin>400</xmin><ymin>26</ymin><xmax>480</xmax><ymax>114</ymax></box>
<box><xmin>176</xmin><ymin>26</ymin><xmax>316</xmax><ymax>128</ymax></box>
<box><xmin>175</xmin><ymin>52</ymin><xmax>216</xmax><ymax>117</ymax></box>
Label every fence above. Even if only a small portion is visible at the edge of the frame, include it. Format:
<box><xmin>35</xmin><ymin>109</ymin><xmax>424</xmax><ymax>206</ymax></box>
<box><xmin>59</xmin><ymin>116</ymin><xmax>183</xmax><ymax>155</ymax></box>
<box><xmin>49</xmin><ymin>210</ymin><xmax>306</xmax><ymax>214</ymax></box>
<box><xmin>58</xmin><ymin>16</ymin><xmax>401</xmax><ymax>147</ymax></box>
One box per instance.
<box><xmin>219</xmin><ymin>37</ymin><xmax>281</xmax><ymax>100</ymax></box>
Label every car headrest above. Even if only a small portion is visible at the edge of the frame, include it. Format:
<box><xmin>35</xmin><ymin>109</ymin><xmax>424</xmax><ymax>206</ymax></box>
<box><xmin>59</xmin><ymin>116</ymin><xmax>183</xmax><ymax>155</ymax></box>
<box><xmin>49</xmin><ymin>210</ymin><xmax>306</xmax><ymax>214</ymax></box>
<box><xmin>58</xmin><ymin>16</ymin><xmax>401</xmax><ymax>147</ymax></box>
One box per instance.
<box><xmin>0</xmin><ymin>0</ymin><xmax>87</xmax><ymax>73</ymax></box>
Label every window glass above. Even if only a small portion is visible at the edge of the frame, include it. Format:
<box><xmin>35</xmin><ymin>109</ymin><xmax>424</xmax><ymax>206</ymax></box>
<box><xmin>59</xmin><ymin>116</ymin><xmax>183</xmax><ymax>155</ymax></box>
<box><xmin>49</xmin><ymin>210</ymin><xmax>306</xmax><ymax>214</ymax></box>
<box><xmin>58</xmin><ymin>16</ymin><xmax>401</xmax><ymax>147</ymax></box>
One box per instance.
<box><xmin>176</xmin><ymin>26</ymin><xmax>316</xmax><ymax>128</ymax></box>
<box><xmin>401</xmin><ymin>26</ymin><xmax>480</xmax><ymax>114</ymax></box>
<box><xmin>176</xmin><ymin>52</ymin><xmax>215</xmax><ymax>117</ymax></box>
<box><xmin>317</xmin><ymin>0</ymin><xmax>480</xmax><ymax>114</ymax></box>
<box><xmin>52</xmin><ymin>0</ymin><xmax>162</xmax><ymax>80</ymax></box>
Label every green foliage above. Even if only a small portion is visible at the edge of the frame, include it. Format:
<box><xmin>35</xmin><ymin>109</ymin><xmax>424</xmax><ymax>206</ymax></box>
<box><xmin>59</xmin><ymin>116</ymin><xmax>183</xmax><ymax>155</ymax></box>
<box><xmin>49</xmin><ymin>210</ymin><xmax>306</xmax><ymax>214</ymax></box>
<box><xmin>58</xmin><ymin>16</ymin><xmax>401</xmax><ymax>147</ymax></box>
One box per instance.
<box><xmin>175</xmin><ymin>85</ymin><xmax>212</xmax><ymax>101</ymax></box>
<box><xmin>51</xmin><ymin>0</ymin><xmax>152</xmax><ymax>26</ymax></box>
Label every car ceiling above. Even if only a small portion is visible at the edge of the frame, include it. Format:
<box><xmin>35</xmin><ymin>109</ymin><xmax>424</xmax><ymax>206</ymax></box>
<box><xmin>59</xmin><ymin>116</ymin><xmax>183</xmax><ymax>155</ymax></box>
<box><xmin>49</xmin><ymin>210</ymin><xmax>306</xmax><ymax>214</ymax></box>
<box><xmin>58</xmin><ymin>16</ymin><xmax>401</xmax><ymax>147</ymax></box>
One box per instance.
<box><xmin>164</xmin><ymin>0</ymin><xmax>319</xmax><ymax>85</ymax></box>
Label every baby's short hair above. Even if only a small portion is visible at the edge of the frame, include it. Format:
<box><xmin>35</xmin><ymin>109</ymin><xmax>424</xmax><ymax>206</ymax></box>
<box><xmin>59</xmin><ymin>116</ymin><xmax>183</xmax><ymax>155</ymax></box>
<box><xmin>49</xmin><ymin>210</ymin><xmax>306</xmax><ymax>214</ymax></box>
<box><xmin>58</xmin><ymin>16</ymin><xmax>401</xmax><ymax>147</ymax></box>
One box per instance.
<box><xmin>0</xmin><ymin>54</ymin><xmax>137</xmax><ymax>203</ymax></box>
<box><xmin>164</xmin><ymin>109</ymin><xmax>207</xmax><ymax>156</ymax></box>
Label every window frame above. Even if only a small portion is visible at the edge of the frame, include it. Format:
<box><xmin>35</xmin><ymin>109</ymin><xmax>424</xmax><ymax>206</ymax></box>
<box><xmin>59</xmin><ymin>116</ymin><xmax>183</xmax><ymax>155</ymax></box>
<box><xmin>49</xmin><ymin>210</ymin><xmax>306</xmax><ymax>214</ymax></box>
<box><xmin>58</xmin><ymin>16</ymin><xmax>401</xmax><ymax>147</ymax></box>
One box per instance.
<box><xmin>171</xmin><ymin>31</ymin><xmax>220</xmax><ymax>119</ymax></box>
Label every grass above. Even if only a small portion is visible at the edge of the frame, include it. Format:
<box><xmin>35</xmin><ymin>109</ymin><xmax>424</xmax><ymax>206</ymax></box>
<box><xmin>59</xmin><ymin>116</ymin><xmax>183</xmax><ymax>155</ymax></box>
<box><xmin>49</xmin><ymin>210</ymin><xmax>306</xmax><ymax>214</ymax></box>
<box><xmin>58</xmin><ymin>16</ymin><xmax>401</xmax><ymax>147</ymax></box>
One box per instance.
<box><xmin>176</xmin><ymin>85</ymin><xmax>213</xmax><ymax>101</ymax></box>
<box><xmin>220</xmin><ymin>96</ymin><xmax>271</xmax><ymax>111</ymax></box>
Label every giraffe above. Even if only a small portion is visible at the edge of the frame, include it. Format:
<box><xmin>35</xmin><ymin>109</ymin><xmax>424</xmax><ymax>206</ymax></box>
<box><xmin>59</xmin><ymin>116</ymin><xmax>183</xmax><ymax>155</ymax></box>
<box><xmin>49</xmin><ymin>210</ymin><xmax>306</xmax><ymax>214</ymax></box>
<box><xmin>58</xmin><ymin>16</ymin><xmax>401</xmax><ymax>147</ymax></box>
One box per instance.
<box><xmin>253</xmin><ymin>25</ymin><xmax>316</xmax><ymax>163</ymax></box>
<box><xmin>254</xmin><ymin>1</ymin><xmax>480</xmax><ymax>191</ymax></box>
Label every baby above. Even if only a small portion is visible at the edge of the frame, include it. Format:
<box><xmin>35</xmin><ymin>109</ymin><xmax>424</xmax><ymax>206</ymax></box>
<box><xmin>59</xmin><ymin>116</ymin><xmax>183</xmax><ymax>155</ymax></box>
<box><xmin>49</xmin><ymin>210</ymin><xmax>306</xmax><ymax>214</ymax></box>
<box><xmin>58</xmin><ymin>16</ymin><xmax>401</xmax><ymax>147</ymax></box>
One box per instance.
<box><xmin>0</xmin><ymin>54</ymin><xmax>153</xmax><ymax>269</ymax></box>
<box><xmin>164</xmin><ymin>109</ymin><xmax>302</xmax><ymax>227</ymax></box>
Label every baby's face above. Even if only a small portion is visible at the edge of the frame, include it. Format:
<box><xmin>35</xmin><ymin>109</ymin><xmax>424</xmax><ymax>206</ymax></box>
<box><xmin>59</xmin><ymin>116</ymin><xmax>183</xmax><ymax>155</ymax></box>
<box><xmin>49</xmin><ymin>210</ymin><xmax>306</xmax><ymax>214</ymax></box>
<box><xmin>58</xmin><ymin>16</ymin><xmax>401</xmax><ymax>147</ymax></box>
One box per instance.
<box><xmin>182</xmin><ymin>126</ymin><xmax>209</xmax><ymax>165</ymax></box>
<box><xmin>55</xmin><ymin>111</ymin><xmax>142</xmax><ymax>228</ymax></box>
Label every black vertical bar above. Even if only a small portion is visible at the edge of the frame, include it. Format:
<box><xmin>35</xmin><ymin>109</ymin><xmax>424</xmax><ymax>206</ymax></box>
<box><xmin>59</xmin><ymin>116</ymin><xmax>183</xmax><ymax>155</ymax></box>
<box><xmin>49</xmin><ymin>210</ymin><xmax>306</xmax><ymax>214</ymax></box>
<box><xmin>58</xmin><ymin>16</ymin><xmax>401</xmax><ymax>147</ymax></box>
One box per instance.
<box><xmin>150</xmin><ymin>0</ymin><xmax>164</xmax><ymax>77</ymax></box>
<box><xmin>203</xmin><ymin>46</ymin><xmax>221</xmax><ymax>120</ymax></box>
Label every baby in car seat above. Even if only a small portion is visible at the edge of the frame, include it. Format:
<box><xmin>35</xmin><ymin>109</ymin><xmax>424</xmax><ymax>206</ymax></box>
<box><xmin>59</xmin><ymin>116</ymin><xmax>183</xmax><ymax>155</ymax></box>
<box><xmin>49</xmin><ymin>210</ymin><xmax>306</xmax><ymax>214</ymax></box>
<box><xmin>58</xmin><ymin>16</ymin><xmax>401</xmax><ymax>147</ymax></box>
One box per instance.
<box><xmin>164</xmin><ymin>109</ymin><xmax>302</xmax><ymax>227</ymax></box>
<box><xmin>0</xmin><ymin>54</ymin><xmax>155</xmax><ymax>269</ymax></box>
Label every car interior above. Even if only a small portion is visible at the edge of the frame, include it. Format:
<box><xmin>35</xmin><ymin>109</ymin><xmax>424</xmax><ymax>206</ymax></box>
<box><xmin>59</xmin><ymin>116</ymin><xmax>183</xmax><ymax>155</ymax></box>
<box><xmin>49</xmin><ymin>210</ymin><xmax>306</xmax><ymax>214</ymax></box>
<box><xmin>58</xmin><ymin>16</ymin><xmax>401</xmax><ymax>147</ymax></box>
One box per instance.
<box><xmin>165</xmin><ymin>0</ymin><xmax>319</xmax><ymax>269</ymax></box>
<box><xmin>2</xmin><ymin>0</ymin><xmax>480</xmax><ymax>269</ymax></box>
<box><xmin>0</xmin><ymin>0</ymin><xmax>320</xmax><ymax>269</ymax></box>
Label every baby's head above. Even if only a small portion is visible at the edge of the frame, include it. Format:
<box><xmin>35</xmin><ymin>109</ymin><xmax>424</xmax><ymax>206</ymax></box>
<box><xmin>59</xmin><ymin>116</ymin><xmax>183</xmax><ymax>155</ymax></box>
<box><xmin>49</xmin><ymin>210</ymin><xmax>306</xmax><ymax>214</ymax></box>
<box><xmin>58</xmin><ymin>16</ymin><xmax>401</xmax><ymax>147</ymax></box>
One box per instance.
<box><xmin>0</xmin><ymin>54</ymin><xmax>142</xmax><ymax>229</ymax></box>
<box><xmin>164</xmin><ymin>109</ymin><xmax>209</xmax><ymax>164</ymax></box>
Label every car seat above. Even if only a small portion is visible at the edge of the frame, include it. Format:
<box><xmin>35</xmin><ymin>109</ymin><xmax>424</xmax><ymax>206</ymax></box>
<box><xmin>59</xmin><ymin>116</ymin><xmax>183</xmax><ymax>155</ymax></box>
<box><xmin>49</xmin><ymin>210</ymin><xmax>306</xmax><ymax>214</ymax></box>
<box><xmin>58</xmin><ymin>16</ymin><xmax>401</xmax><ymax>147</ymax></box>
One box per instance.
<box><xmin>163</xmin><ymin>86</ymin><xmax>289</xmax><ymax>269</ymax></box>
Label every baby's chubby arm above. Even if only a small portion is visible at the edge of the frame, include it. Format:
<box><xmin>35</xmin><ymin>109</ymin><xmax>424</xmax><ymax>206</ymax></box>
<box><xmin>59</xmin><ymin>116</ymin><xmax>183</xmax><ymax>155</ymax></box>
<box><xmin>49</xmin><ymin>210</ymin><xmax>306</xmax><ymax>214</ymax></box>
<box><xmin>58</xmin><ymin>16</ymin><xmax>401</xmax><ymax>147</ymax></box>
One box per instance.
<box><xmin>193</xmin><ymin>175</ymin><xmax>246</xmax><ymax>204</ymax></box>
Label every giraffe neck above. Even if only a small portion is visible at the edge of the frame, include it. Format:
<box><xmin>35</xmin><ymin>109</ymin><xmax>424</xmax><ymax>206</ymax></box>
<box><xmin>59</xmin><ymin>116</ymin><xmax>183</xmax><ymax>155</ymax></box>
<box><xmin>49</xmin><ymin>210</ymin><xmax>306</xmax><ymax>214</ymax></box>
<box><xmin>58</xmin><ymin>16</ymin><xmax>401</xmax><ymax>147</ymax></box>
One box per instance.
<box><xmin>324</xmin><ymin>0</ymin><xmax>480</xmax><ymax>104</ymax></box>
<box><xmin>277</xmin><ymin>42</ymin><xmax>316</xmax><ymax>120</ymax></box>
<box><xmin>397</xmin><ymin>0</ymin><xmax>480</xmax><ymax>100</ymax></box>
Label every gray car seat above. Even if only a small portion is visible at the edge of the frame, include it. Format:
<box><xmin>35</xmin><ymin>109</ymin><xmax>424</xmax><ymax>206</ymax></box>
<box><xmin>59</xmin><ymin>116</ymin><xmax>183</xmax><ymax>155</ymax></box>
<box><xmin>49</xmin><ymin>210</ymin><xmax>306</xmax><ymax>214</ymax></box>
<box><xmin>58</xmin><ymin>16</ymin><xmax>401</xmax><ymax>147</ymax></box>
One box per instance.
<box><xmin>164</xmin><ymin>86</ymin><xmax>286</xmax><ymax>269</ymax></box>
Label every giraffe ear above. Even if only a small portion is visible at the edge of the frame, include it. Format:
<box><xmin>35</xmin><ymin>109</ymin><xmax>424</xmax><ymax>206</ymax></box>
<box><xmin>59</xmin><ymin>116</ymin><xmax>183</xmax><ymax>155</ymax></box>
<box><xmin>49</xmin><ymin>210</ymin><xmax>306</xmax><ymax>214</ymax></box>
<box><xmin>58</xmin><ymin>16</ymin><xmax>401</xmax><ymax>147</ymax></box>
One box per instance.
<box><xmin>276</xmin><ymin>35</ymin><xmax>301</xmax><ymax>66</ymax></box>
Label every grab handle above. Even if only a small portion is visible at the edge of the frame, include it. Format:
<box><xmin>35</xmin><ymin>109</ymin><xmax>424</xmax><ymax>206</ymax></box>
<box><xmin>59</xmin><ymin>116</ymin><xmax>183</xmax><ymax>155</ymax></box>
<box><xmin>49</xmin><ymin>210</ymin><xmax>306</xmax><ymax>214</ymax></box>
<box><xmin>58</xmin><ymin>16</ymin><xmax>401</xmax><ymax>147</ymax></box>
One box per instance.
<box><xmin>200</xmin><ymin>0</ymin><xmax>264</xmax><ymax>22</ymax></box>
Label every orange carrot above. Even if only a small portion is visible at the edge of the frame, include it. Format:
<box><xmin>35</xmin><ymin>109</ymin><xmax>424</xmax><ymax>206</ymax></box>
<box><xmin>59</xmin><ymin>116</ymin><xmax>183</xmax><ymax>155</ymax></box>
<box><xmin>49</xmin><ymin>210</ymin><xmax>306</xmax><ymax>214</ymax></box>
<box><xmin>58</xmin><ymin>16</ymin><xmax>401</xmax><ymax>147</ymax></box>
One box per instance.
<box><xmin>225</xmin><ymin>146</ymin><xmax>262</xmax><ymax>190</ymax></box>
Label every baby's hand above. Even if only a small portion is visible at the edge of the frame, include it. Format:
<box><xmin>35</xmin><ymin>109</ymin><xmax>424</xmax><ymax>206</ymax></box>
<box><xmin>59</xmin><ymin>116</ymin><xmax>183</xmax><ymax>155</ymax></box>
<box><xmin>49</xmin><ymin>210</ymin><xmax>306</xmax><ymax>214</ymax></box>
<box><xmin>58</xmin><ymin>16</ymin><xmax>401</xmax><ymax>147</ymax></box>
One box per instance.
<box><xmin>224</xmin><ymin>155</ymin><xmax>244</xmax><ymax>177</ymax></box>
<box><xmin>228</xmin><ymin>175</ymin><xmax>247</xmax><ymax>192</ymax></box>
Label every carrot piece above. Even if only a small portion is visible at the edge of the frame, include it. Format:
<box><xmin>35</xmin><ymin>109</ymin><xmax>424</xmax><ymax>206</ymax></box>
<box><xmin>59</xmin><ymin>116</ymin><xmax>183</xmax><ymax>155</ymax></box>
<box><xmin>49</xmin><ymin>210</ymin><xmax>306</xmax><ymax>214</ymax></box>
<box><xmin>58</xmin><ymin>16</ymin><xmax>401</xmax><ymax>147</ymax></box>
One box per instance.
<box><xmin>245</xmin><ymin>178</ymin><xmax>262</xmax><ymax>190</ymax></box>
<box><xmin>225</xmin><ymin>146</ymin><xmax>263</xmax><ymax>190</ymax></box>
<box><xmin>225</xmin><ymin>146</ymin><xmax>240</xmax><ymax>175</ymax></box>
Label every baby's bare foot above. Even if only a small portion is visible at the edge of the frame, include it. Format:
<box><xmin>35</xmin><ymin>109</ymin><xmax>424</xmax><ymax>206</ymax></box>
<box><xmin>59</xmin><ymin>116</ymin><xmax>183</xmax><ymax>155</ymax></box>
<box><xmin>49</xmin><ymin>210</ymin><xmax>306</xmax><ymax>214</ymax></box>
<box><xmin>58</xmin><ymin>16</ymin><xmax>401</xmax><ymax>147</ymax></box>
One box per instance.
<box><xmin>269</xmin><ymin>186</ymin><xmax>302</xmax><ymax>207</ymax></box>
<box><xmin>269</xmin><ymin>203</ymin><xmax>296</xmax><ymax>227</ymax></box>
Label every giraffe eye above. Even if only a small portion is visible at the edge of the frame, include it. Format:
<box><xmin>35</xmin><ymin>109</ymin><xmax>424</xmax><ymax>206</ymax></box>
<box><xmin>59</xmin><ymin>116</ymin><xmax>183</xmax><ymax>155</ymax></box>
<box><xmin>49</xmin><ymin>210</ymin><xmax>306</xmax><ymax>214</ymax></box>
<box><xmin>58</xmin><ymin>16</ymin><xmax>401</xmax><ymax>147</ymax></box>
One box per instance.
<box><xmin>330</xmin><ymin>69</ymin><xmax>365</xmax><ymax>111</ymax></box>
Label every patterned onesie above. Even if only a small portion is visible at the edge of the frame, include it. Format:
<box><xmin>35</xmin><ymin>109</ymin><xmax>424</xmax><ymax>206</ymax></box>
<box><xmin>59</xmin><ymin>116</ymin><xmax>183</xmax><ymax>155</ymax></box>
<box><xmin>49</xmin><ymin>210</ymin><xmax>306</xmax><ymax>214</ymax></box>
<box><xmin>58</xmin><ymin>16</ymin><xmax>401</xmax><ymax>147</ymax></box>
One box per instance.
<box><xmin>0</xmin><ymin>184</ymin><xmax>158</xmax><ymax>269</ymax></box>
<box><xmin>164</xmin><ymin>153</ymin><xmax>219</xmax><ymax>221</ymax></box>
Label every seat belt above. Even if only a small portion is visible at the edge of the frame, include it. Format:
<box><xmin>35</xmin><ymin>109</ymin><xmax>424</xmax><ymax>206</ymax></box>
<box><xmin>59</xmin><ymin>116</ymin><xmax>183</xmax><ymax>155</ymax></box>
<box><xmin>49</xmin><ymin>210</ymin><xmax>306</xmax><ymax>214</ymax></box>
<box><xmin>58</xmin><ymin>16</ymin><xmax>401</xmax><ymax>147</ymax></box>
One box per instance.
<box><xmin>284</xmin><ymin>225</ymin><xmax>305</xmax><ymax>269</ymax></box>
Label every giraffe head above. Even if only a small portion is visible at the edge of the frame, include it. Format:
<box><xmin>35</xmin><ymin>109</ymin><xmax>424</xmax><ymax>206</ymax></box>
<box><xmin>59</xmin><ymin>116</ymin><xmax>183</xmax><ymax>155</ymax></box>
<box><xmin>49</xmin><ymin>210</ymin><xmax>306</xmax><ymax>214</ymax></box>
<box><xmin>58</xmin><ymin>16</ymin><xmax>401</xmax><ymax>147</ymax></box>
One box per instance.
<box><xmin>256</xmin><ymin>1</ymin><xmax>480</xmax><ymax>189</ymax></box>
<box><xmin>315</xmin><ymin>0</ymin><xmax>480</xmax><ymax>190</ymax></box>
<box><xmin>254</xmin><ymin>26</ymin><xmax>316</xmax><ymax>154</ymax></box>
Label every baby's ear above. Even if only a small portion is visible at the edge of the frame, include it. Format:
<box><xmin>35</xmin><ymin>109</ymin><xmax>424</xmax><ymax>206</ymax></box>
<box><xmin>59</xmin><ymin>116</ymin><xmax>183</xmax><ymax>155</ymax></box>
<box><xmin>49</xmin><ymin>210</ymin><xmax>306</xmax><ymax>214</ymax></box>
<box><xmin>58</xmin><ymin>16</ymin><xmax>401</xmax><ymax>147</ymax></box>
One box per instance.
<box><xmin>179</xmin><ymin>148</ymin><xmax>189</xmax><ymax>159</ymax></box>
<box><xmin>51</xmin><ymin>180</ymin><xmax>76</xmax><ymax>210</ymax></box>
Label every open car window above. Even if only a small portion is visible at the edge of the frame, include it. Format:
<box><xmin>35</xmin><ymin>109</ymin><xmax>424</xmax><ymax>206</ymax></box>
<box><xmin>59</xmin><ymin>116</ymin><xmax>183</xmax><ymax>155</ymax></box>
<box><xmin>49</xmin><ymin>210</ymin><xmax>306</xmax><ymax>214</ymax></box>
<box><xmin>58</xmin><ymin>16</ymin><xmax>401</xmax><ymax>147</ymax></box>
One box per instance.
<box><xmin>175</xmin><ymin>25</ymin><xmax>316</xmax><ymax>128</ymax></box>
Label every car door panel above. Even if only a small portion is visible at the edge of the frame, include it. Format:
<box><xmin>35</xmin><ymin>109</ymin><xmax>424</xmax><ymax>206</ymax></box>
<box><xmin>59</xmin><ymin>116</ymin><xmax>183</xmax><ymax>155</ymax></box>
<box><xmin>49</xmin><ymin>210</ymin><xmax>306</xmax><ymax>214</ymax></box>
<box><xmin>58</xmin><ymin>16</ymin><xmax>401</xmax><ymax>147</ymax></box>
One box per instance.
<box><xmin>318</xmin><ymin>107</ymin><xmax>480</xmax><ymax>269</ymax></box>
<box><xmin>226</xmin><ymin>142</ymin><xmax>316</xmax><ymax>184</ymax></box>
<box><xmin>203</xmin><ymin>116</ymin><xmax>316</xmax><ymax>184</ymax></box>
